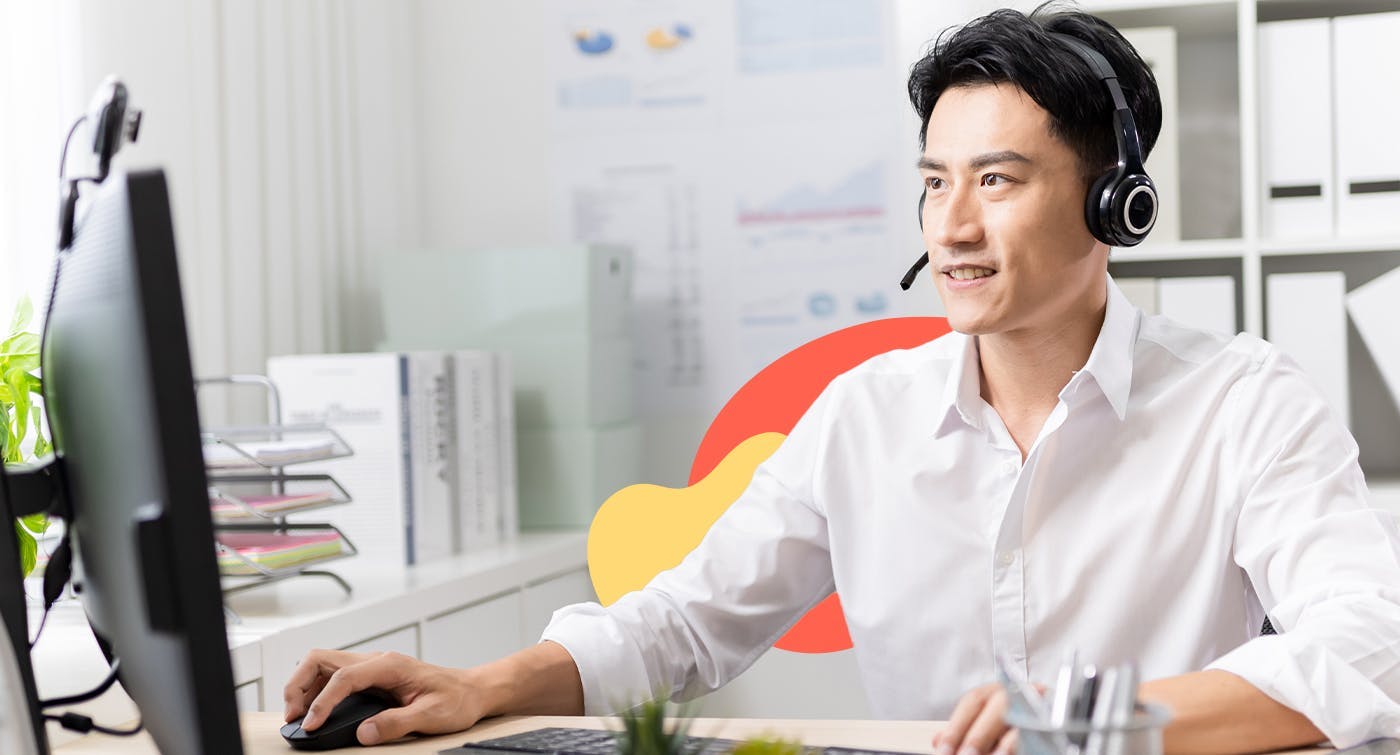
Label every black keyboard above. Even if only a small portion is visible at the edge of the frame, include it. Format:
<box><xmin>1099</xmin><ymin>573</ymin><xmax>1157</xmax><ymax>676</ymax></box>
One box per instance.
<box><xmin>438</xmin><ymin>726</ymin><xmax>921</xmax><ymax>755</ymax></box>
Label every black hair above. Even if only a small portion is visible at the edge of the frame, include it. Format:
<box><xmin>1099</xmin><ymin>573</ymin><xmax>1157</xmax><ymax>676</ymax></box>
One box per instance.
<box><xmin>907</xmin><ymin>2</ymin><xmax>1162</xmax><ymax>183</ymax></box>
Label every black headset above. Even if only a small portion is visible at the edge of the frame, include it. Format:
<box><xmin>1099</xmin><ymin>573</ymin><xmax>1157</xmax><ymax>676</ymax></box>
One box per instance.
<box><xmin>900</xmin><ymin>32</ymin><xmax>1158</xmax><ymax>291</ymax></box>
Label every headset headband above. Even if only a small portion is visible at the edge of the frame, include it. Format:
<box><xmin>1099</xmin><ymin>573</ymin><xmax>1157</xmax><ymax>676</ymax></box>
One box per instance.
<box><xmin>1048</xmin><ymin>32</ymin><xmax>1147</xmax><ymax>174</ymax></box>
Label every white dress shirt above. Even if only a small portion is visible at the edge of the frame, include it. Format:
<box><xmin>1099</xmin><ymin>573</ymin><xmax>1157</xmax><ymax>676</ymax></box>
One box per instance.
<box><xmin>541</xmin><ymin>279</ymin><xmax>1400</xmax><ymax>747</ymax></box>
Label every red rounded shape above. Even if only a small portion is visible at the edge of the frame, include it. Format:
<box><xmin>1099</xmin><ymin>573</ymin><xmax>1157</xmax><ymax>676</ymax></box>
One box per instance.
<box><xmin>690</xmin><ymin>317</ymin><xmax>951</xmax><ymax>652</ymax></box>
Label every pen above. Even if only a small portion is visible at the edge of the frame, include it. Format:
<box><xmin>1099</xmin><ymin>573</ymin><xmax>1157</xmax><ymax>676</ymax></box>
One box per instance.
<box><xmin>1105</xmin><ymin>665</ymin><xmax>1139</xmax><ymax>755</ymax></box>
<box><xmin>1050</xmin><ymin>650</ymin><xmax>1078</xmax><ymax>729</ymax></box>
<box><xmin>995</xmin><ymin>653</ymin><xmax>1066</xmax><ymax>755</ymax></box>
<box><xmin>1083</xmin><ymin>666</ymin><xmax>1118</xmax><ymax>755</ymax></box>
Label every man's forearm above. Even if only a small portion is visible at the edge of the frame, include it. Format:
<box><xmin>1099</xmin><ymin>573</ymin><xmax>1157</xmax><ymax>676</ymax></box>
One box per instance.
<box><xmin>1139</xmin><ymin>669</ymin><xmax>1324</xmax><ymax>753</ymax></box>
<box><xmin>470</xmin><ymin>640</ymin><xmax>586</xmax><ymax>718</ymax></box>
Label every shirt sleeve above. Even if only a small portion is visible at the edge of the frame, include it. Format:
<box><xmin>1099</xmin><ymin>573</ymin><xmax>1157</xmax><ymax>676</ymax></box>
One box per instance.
<box><xmin>539</xmin><ymin>378</ymin><xmax>844</xmax><ymax>715</ymax></box>
<box><xmin>1207</xmin><ymin>346</ymin><xmax>1400</xmax><ymax>747</ymax></box>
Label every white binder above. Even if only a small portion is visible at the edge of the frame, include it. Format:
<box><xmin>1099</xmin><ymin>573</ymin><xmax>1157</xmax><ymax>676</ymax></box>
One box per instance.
<box><xmin>1259</xmin><ymin>18</ymin><xmax>1334</xmax><ymax>240</ymax></box>
<box><xmin>1157</xmin><ymin>276</ymin><xmax>1236</xmax><ymax>335</ymax></box>
<box><xmin>1334</xmin><ymin>11</ymin><xmax>1400</xmax><ymax>238</ymax></box>
<box><xmin>1121</xmin><ymin>27</ymin><xmax>1180</xmax><ymax>243</ymax></box>
<box><xmin>1266</xmin><ymin>272</ymin><xmax>1350</xmax><ymax>427</ymax></box>
<box><xmin>1347</xmin><ymin>267</ymin><xmax>1400</xmax><ymax>414</ymax></box>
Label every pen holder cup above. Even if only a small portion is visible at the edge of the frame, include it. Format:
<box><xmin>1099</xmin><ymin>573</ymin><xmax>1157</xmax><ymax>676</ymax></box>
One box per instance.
<box><xmin>1004</xmin><ymin>702</ymin><xmax>1172</xmax><ymax>755</ymax></box>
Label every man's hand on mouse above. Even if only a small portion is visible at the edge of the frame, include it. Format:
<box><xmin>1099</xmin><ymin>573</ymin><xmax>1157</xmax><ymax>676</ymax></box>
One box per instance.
<box><xmin>284</xmin><ymin>649</ymin><xmax>485</xmax><ymax>745</ymax></box>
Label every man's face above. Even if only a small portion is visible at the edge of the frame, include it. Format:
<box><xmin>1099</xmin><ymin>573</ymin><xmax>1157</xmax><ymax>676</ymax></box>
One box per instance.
<box><xmin>919</xmin><ymin>84</ymin><xmax>1106</xmax><ymax>337</ymax></box>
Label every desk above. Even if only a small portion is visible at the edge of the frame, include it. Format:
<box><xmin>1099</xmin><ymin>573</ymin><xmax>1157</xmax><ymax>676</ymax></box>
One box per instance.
<box><xmin>51</xmin><ymin>713</ymin><xmax>1334</xmax><ymax>754</ymax></box>
<box><xmin>32</xmin><ymin>532</ymin><xmax>593</xmax><ymax>746</ymax></box>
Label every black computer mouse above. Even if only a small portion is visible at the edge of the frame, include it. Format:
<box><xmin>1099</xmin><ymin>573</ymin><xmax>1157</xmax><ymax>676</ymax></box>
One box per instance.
<box><xmin>281</xmin><ymin>690</ymin><xmax>396</xmax><ymax>750</ymax></box>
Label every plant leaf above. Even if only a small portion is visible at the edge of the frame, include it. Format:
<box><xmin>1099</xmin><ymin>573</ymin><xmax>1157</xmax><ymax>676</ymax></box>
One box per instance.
<box><xmin>1</xmin><ymin>331</ymin><xmax>40</xmax><ymax>358</ymax></box>
<box><xmin>15</xmin><ymin>521</ymin><xmax>37</xmax><ymax>577</ymax></box>
<box><xmin>20</xmin><ymin>514</ymin><xmax>48</xmax><ymax>536</ymax></box>
<box><xmin>5</xmin><ymin>368</ymin><xmax>29</xmax><ymax>450</ymax></box>
<box><xmin>8</xmin><ymin>296</ymin><xmax>33</xmax><ymax>335</ymax></box>
<box><xmin>32</xmin><ymin>407</ymin><xmax>50</xmax><ymax>457</ymax></box>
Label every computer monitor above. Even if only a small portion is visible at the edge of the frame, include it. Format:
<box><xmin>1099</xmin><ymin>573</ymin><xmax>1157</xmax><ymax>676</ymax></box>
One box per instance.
<box><xmin>0</xmin><ymin>485</ymin><xmax>45</xmax><ymax>753</ymax></box>
<box><xmin>0</xmin><ymin>168</ymin><xmax>243</xmax><ymax>753</ymax></box>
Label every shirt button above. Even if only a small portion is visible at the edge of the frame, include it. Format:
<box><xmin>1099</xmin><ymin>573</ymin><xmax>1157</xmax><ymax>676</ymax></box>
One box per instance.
<box><xmin>1001</xmin><ymin>461</ymin><xmax>1018</xmax><ymax>476</ymax></box>
<box><xmin>998</xmin><ymin>550</ymin><xmax>1016</xmax><ymax>567</ymax></box>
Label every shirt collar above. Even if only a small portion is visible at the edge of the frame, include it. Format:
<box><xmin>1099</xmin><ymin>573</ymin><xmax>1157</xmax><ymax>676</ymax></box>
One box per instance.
<box><xmin>930</xmin><ymin>276</ymin><xmax>1140</xmax><ymax>437</ymax></box>
<box><xmin>933</xmin><ymin>333</ymin><xmax>983</xmax><ymax>438</ymax></box>
<box><xmin>1072</xmin><ymin>276</ymin><xmax>1139</xmax><ymax>421</ymax></box>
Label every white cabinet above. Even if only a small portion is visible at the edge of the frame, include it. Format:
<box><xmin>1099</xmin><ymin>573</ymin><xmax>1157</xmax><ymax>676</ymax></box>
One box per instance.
<box><xmin>521</xmin><ymin>569</ymin><xmax>595</xmax><ymax>643</ymax></box>
<box><xmin>235</xmin><ymin>681</ymin><xmax>262</xmax><ymax>713</ymax></box>
<box><xmin>698</xmin><ymin>648</ymin><xmax>872</xmax><ymax>719</ymax></box>
<box><xmin>421</xmin><ymin>591</ymin><xmax>525</xmax><ymax>669</ymax></box>
<box><xmin>341</xmin><ymin>625</ymin><xmax>420</xmax><ymax>657</ymax></box>
<box><xmin>232</xmin><ymin>532</ymin><xmax>587</xmax><ymax>710</ymax></box>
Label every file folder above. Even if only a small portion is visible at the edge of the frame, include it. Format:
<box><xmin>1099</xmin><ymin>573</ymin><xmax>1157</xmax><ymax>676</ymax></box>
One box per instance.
<box><xmin>1259</xmin><ymin>18</ymin><xmax>1334</xmax><ymax>240</ymax></box>
<box><xmin>1346</xmin><ymin>266</ymin><xmax>1400</xmax><ymax>414</ymax></box>
<box><xmin>1266</xmin><ymin>272</ymin><xmax>1350</xmax><ymax>426</ymax></box>
<box><xmin>1334</xmin><ymin>12</ymin><xmax>1400</xmax><ymax>238</ymax></box>
<box><xmin>1115</xmin><ymin>277</ymin><xmax>1159</xmax><ymax>315</ymax></box>
<box><xmin>1157</xmin><ymin>276</ymin><xmax>1236</xmax><ymax>335</ymax></box>
<box><xmin>1121</xmin><ymin>27</ymin><xmax>1180</xmax><ymax>243</ymax></box>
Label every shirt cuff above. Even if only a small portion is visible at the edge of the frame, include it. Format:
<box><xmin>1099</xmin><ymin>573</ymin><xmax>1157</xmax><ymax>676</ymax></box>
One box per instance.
<box><xmin>539</xmin><ymin>601</ymin><xmax>655</xmax><ymax>716</ymax></box>
<box><xmin>1207</xmin><ymin>634</ymin><xmax>1400</xmax><ymax>747</ymax></box>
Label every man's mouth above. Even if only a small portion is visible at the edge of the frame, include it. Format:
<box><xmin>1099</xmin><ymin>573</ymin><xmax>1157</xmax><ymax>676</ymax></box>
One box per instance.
<box><xmin>946</xmin><ymin>267</ymin><xmax>997</xmax><ymax>280</ymax></box>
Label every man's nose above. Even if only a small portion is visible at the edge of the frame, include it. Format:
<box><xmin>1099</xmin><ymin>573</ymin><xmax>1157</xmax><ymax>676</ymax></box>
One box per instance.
<box><xmin>929</xmin><ymin>185</ymin><xmax>985</xmax><ymax>248</ymax></box>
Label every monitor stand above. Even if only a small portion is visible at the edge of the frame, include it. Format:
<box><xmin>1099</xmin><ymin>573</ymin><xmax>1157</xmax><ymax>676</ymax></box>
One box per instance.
<box><xmin>0</xmin><ymin>608</ymin><xmax>40</xmax><ymax>755</ymax></box>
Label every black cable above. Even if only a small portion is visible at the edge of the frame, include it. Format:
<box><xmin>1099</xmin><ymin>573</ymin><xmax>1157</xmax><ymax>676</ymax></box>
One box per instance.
<box><xmin>47</xmin><ymin>113</ymin><xmax>87</xmax><ymax>357</ymax></box>
<box><xmin>40</xmin><ymin>658</ymin><xmax>121</xmax><ymax>709</ymax></box>
<box><xmin>58</xmin><ymin>115</ymin><xmax>85</xmax><ymax>182</ymax></box>
<box><xmin>44</xmin><ymin>712</ymin><xmax>144</xmax><ymax>737</ymax></box>
<box><xmin>24</xmin><ymin>113</ymin><xmax>87</xmax><ymax>651</ymax></box>
<box><xmin>27</xmin><ymin>599</ymin><xmax>49</xmax><ymax>650</ymax></box>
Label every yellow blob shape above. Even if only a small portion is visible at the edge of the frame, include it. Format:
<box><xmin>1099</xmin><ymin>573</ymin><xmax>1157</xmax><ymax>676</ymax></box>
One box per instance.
<box><xmin>588</xmin><ymin>432</ymin><xmax>787</xmax><ymax>606</ymax></box>
<box><xmin>644</xmin><ymin>26</ymin><xmax>681</xmax><ymax>50</ymax></box>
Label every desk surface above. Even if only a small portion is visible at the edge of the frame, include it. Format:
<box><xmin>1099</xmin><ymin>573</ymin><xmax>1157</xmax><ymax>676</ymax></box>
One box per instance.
<box><xmin>51</xmin><ymin>712</ymin><xmax>1334</xmax><ymax>754</ymax></box>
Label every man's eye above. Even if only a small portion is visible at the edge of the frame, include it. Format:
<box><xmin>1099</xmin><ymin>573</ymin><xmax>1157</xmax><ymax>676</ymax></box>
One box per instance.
<box><xmin>924</xmin><ymin>176</ymin><xmax>945</xmax><ymax>190</ymax></box>
<box><xmin>982</xmin><ymin>174</ymin><xmax>1009</xmax><ymax>187</ymax></box>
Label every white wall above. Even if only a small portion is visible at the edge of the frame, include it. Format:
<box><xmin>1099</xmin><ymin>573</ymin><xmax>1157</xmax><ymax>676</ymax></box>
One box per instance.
<box><xmin>3</xmin><ymin>0</ymin><xmax>426</xmax><ymax>424</ymax></box>
<box><xmin>414</xmin><ymin>0</ymin><xmax>552</xmax><ymax>250</ymax></box>
<box><xmin>0</xmin><ymin>2</ymin><xmax>84</xmax><ymax>319</ymax></box>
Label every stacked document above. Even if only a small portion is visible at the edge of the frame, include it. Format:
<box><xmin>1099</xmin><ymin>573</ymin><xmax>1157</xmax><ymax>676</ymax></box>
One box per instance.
<box><xmin>216</xmin><ymin>531</ymin><xmax>346</xmax><ymax>575</ymax></box>
<box><xmin>203</xmin><ymin>438</ymin><xmax>339</xmax><ymax>470</ymax></box>
<box><xmin>209</xmin><ymin>491</ymin><xmax>338</xmax><ymax>521</ymax></box>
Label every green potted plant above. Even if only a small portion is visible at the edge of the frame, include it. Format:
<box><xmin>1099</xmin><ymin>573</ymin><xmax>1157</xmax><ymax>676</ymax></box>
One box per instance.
<box><xmin>612</xmin><ymin>697</ymin><xmax>816</xmax><ymax>755</ymax></box>
<box><xmin>615</xmin><ymin>697</ymin><xmax>698</xmax><ymax>755</ymax></box>
<box><xmin>1</xmin><ymin>296</ymin><xmax>52</xmax><ymax>576</ymax></box>
<box><xmin>731</xmin><ymin>736</ymin><xmax>809</xmax><ymax>755</ymax></box>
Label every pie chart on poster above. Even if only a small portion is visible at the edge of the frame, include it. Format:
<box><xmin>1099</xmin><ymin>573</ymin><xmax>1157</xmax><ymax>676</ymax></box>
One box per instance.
<box><xmin>587</xmin><ymin>316</ymin><xmax>950</xmax><ymax>653</ymax></box>
<box><xmin>645</xmin><ymin>24</ymin><xmax>693</xmax><ymax>51</ymax></box>
<box><xmin>574</xmin><ymin>29</ymin><xmax>615</xmax><ymax>55</ymax></box>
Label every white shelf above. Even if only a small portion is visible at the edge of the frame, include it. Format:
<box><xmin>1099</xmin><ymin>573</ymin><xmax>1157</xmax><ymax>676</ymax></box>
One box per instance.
<box><xmin>1259</xmin><ymin>237</ymin><xmax>1400</xmax><ymax>256</ymax></box>
<box><xmin>1258</xmin><ymin>0</ymin><xmax>1400</xmax><ymax>22</ymax></box>
<box><xmin>1083</xmin><ymin>0</ymin><xmax>1239</xmax><ymax>33</ymax></box>
<box><xmin>1113</xmin><ymin>238</ymin><xmax>1247</xmax><ymax>261</ymax></box>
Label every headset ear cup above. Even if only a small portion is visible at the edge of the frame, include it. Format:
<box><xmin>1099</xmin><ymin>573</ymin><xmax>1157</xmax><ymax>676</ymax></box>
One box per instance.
<box><xmin>918</xmin><ymin>190</ymin><xmax>926</xmax><ymax>231</ymax></box>
<box><xmin>1085</xmin><ymin>171</ymin><xmax>1116</xmax><ymax>245</ymax></box>
<box><xmin>1110</xmin><ymin>175</ymin><xmax>1158</xmax><ymax>246</ymax></box>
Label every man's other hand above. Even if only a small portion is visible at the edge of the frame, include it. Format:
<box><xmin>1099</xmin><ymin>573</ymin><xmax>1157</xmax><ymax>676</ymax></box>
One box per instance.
<box><xmin>933</xmin><ymin>682</ymin><xmax>1017</xmax><ymax>755</ymax></box>
<box><xmin>283</xmin><ymin>649</ymin><xmax>484</xmax><ymax>746</ymax></box>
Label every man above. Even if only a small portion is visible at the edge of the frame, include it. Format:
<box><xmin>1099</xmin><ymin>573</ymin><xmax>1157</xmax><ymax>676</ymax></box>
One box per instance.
<box><xmin>284</xmin><ymin>6</ymin><xmax>1400</xmax><ymax>753</ymax></box>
